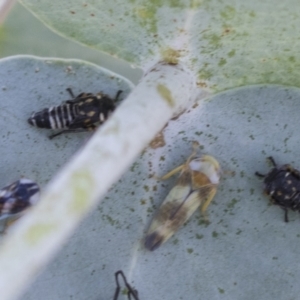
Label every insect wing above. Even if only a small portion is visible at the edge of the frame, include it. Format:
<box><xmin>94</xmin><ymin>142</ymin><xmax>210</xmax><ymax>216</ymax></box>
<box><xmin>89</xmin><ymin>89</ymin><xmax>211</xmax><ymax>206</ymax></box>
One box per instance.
<box><xmin>67</xmin><ymin>114</ymin><xmax>94</xmax><ymax>129</ymax></box>
<box><xmin>145</xmin><ymin>165</ymin><xmax>219</xmax><ymax>250</ymax></box>
<box><xmin>145</xmin><ymin>180</ymin><xmax>216</xmax><ymax>251</ymax></box>
<box><xmin>145</xmin><ymin>183</ymin><xmax>191</xmax><ymax>251</ymax></box>
<box><xmin>69</xmin><ymin>97</ymin><xmax>115</xmax><ymax>129</ymax></box>
<box><xmin>69</xmin><ymin>98</ymin><xmax>100</xmax><ymax>128</ymax></box>
<box><xmin>145</xmin><ymin>149</ymin><xmax>221</xmax><ymax>250</ymax></box>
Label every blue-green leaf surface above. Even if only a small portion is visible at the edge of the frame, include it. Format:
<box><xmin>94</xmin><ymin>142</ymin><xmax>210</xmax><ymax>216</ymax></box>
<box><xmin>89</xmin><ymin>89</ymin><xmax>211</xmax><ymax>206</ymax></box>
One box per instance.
<box><xmin>0</xmin><ymin>55</ymin><xmax>133</xmax><ymax>193</ymax></box>
<box><xmin>19</xmin><ymin>84</ymin><xmax>300</xmax><ymax>300</ymax></box>
<box><xmin>19</xmin><ymin>0</ymin><xmax>300</xmax><ymax>91</ymax></box>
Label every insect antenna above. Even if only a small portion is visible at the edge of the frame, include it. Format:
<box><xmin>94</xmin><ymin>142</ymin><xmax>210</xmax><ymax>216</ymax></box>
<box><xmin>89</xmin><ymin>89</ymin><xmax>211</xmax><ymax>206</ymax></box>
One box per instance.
<box><xmin>255</xmin><ymin>172</ymin><xmax>266</xmax><ymax>178</ymax></box>
<box><xmin>268</xmin><ymin>156</ymin><xmax>277</xmax><ymax>167</ymax></box>
<box><xmin>185</xmin><ymin>141</ymin><xmax>199</xmax><ymax>164</ymax></box>
<box><xmin>113</xmin><ymin>270</ymin><xmax>139</xmax><ymax>300</ymax></box>
<box><xmin>66</xmin><ymin>88</ymin><xmax>75</xmax><ymax>98</ymax></box>
<box><xmin>255</xmin><ymin>156</ymin><xmax>277</xmax><ymax>178</ymax></box>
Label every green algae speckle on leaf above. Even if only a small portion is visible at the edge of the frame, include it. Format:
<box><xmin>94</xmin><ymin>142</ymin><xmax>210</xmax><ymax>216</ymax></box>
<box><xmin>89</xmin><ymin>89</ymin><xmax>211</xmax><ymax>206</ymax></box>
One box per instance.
<box><xmin>134</xmin><ymin>5</ymin><xmax>158</xmax><ymax>34</ymax></box>
<box><xmin>172</xmin><ymin>238</ymin><xmax>179</xmax><ymax>245</ymax></box>
<box><xmin>25</xmin><ymin>223</ymin><xmax>57</xmax><ymax>245</ymax></box>
<box><xmin>218</xmin><ymin>58</ymin><xmax>227</xmax><ymax>67</ymax></box>
<box><xmin>227</xmin><ymin>49</ymin><xmax>236</xmax><ymax>57</ymax></box>
<box><xmin>103</xmin><ymin>215</ymin><xmax>118</xmax><ymax>226</ymax></box>
<box><xmin>227</xmin><ymin>198</ymin><xmax>238</xmax><ymax>209</ymax></box>
<box><xmin>140</xmin><ymin>199</ymin><xmax>147</xmax><ymax>205</ymax></box>
<box><xmin>69</xmin><ymin>170</ymin><xmax>95</xmax><ymax>215</ymax></box>
<box><xmin>212</xmin><ymin>231</ymin><xmax>219</xmax><ymax>238</ymax></box>
<box><xmin>187</xmin><ymin>248</ymin><xmax>194</xmax><ymax>254</ymax></box>
<box><xmin>220</xmin><ymin>5</ymin><xmax>236</xmax><ymax>19</ymax></box>
<box><xmin>19</xmin><ymin>0</ymin><xmax>300</xmax><ymax>91</ymax></box>
<box><xmin>198</xmin><ymin>68</ymin><xmax>213</xmax><ymax>81</ymax></box>
<box><xmin>236</xmin><ymin>229</ymin><xmax>242</xmax><ymax>235</ymax></box>
<box><xmin>157</xmin><ymin>84</ymin><xmax>174</xmax><ymax>107</ymax></box>
<box><xmin>195</xmin><ymin>233</ymin><xmax>203</xmax><ymax>239</ymax></box>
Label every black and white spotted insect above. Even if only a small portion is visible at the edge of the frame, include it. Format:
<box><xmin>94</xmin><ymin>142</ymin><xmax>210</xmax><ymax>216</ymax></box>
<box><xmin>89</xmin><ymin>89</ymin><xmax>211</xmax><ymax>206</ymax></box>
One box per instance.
<box><xmin>255</xmin><ymin>156</ymin><xmax>300</xmax><ymax>222</ymax></box>
<box><xmin>0</xmin><ymin>178</ymin><xmax>40</xmax><ymax>220</ymax></box>
<box><xmin>113</xmin><ymin>270</ymin><xmax>139</xmax><ymax>300</ymax></box>
<box><xmin>28</xmin><ymin>88</ymin><xmax>122</xmax><ymax>139</ymax></box>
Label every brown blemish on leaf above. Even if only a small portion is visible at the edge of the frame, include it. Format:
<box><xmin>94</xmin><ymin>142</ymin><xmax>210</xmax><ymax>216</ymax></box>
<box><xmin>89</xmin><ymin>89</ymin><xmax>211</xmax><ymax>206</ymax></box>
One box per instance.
<box><xmin>149</xmin><ymin>130</ymin><xmax>166</xmax><ymax>149</ymax></box>
<box><xmin>197</xmin><ymin>81</ymin><xmax>208</xmax><ymax>88</ymax></box>
<box><xmin>171</xmin><ymin>109</ymin><xmax>186</xmax><ymax>120</ymax></box>
<box><xmin>192</xmin><ymin>102</ymin><xmax>199</xmax><ymax>109</ymax></box>
<box><xmin>222</xmin><ymin>28</ymin><xmax>233</xmax><ymax>36</ymax></box>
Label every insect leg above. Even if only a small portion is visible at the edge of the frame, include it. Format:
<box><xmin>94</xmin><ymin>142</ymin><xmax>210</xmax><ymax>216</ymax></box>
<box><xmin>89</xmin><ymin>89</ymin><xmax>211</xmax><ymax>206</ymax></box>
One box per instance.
<box><xmin>114</xmin><ymin>90</ymin><xmax>123</xmax><ymax>102</ymax></box>
<box><xmin>66</xmin><ymin>88</ymin><xmax>75</xmax><ymax>99</ymax></box>
<box><xmin>200</xmin><ymin>187</ymin><xmax>217</xmax><ymax>215</ymax></box>
<box><xmin>255</xmin><ymin>157</ymin><xmax>277</xmax><ymax>177</ymax></box>
<box><xmin>113</xmin><ymin>271</ymin><xmax>139</xmax><ymax>300</ymax></box>
<box><xmin>281</xmin><ymin>207</ymin><xmax>289</xmax><ymax>222</ymax></box>
<box><xmin>0</xmin><ymin>219</ymin><xmax>8</xmax><ymax>235</ymax></box>
<box><xmin>158</xmin><ymin>142</ymin><xmax>200</xmax><ymax>180</ymax></box>
<box><xmin>159</xmin><ymin>164</ymin><xmax>184</xmax><ymax>180</ymax></box>
<box><xmin>113</xmin><ymin>271</ymin><xmax>122</xmax><ymax>300</ymax></box>
<box><xmin>186</xmin><ymin>141</ymin><xmax>199</xmax><ymax>163</ymax></box>
<box><xmin>128</xmin><ymin>289</ymin><xmax>139</xmax><ymax>300</ymax></box>
<box><xmin>48</xmin><ymin>128</ymin><xmax>94</xmax><ymax>139</ymax></box>
<box><xmin>48</xmin><ymin>130</ymin><xmax>69</xmax><ymax>139</ymax></box>
<box><xmin>52</xmin><ymin>120</ymin><xmax>96</xmax><ymax>139</ymax></box>
<box><xmin>255</xmin><ymin>172</ymin><xmax>265</xmax><ymax>178</ymax></box>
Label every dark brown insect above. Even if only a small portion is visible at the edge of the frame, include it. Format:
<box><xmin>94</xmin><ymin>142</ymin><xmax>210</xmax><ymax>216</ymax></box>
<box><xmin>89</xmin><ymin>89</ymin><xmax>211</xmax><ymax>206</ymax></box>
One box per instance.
<box><xmin>113</xmin><ymin>270</ymin><xmax>139</xmax><ymax>300</ymax></box>
<box><xmin>0</xmin><ymin>178</ymin><xmax>40</xmax><ymax>220</ymax></box>
<box><xmin>28</xmin><ymin>88</ymin><xmax>122</xmax><ymax>139</ymax></box>
<box><xmin>255</xmin><ymin>156</ymin><xmax>300</xmax><ymax>222</ymax></box>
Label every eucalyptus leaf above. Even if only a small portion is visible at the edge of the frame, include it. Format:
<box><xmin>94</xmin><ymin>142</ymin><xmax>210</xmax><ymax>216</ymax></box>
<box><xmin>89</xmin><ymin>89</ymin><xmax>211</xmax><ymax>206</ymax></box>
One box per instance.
<box><xmin>19</xmin><ymin>84</ymin><xmax>300</xmax><ymax>300</ymax></box>
<box><xmin>0</xmin><ymin>57</ymin><xmax>193</xmax><ymax>300</ymax></box>
<box><xmin>2</xmin><ymin>1</ymin><xmax>300</xmax><ymax>299</ymax></box>
<box><xmin>0</xmin><ymin>55</ymin><xmax>133</xmax><ymax>190</ymax></box>
<box><xmin>20</xmin><ymin>0</ymin><xmax>300</xmax><ymax>91</ymax></box>
<box><xmin>19</xmin><ymin>0</ymin><xmax>195</xmax><ymax>66</ymax></box>
<box><xmin>0</xmin><ymin>3</ymin><xmax>142</xmax><ymax>84</ymax></box>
